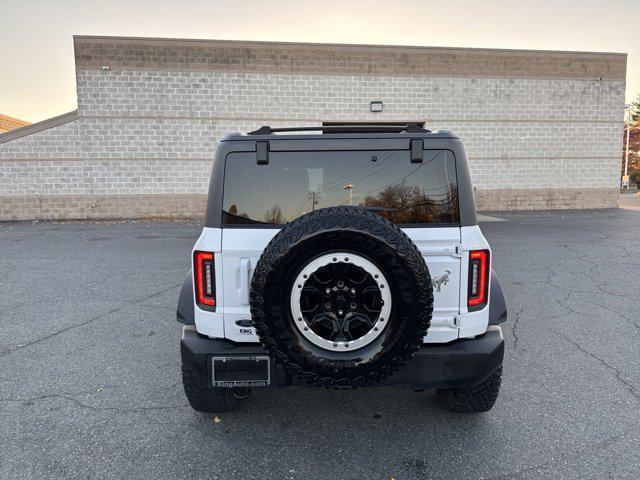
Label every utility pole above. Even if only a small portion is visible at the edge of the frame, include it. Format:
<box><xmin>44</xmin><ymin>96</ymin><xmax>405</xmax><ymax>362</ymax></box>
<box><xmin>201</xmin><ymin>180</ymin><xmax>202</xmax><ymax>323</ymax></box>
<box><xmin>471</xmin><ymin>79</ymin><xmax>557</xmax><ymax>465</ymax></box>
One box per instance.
<box><xmin>310</xmin><ymin>191</ymin><xmax>319</xmax><ymax>211</ymax></box>
<box><xmin>625</xmin><ymin>126</ymin><xmax>630</xmax><ymax>176</ymax></box>
<box><xmin>344</xmin><ymin>184</ymin><xmax>354</xmax><ymax>206</ymax></box>
<box><xmin>623</xmin><ymin>104</ymin><xmax>631</xmax><ymax>189</ymax></box>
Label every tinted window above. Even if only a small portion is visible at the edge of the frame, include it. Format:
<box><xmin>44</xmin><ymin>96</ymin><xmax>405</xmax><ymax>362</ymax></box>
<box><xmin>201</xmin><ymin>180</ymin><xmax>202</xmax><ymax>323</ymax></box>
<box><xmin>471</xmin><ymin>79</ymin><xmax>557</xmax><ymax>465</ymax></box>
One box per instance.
<box><xmin>222</xmin><ymin>149</ymin><xmax>459</xmax><ymax>226</ymax></box>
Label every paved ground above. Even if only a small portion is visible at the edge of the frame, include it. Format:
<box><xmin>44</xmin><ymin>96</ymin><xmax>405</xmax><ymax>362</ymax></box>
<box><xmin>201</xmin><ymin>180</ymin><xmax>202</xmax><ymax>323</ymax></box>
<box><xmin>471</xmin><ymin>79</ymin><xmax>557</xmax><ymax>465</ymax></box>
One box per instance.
<box><xmin>1</xmin><ymin>209</ymin><xmax>639</xmax><ymax>480</ymax></box>
<box><xmin>620</xmin><ymin>191</ymin><xmax>640</xmax><ymax>210</ymax></box>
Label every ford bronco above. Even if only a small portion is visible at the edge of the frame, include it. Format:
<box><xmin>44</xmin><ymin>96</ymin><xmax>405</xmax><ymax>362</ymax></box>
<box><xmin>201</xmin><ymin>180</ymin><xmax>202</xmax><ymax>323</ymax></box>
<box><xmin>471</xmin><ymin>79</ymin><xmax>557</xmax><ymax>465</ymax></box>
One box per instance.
<box><xmin>177</xmin><ymin>124</ymin><xmax>507</xmax><ymax>413</ymax></box>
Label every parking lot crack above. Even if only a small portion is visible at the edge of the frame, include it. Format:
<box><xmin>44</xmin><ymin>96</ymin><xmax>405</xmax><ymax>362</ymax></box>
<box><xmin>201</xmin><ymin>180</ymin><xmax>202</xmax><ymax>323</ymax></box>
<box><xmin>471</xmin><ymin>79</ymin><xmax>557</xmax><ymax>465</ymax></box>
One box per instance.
<box><xmin>554</xmin><ymin>289</ymin><xmax>640</xmax><ymax>331</ymax></box>
<box><xmin>577</xmin><ymin>297</ymin><xmax>640</xmax><ymax>330</ymax></box>
<box><xmin>0</xmin><ymin>282</ymin><xmax>182</xmax><ymax>358</ymax></box>
<box><xmin>543</xmin><ymin>265</ymin><xmax>558</xmax><ymax>284</ymax></box>
<box><xmin>553</xmin><ymin>330</ymin><xmax>640</xmax><ymax>402</ymax></box>
<box><xmin>486</xmin><ymin>426</ymin><xmax>636</xmax><ymax>480</ymax></box>
<box><xmin>554</xmin><ymin>290</ymin><xmax>579</xmax><ymax>315</ymax></box>
<box><xmin>0</xmin><ymin>392</ymin><xmax>189</xmax><ymax>413</ymax></box>
<box><xmin>510</xmin><ymin>308</ymin><xmax>524</xmax><ymax>350</ymax></box>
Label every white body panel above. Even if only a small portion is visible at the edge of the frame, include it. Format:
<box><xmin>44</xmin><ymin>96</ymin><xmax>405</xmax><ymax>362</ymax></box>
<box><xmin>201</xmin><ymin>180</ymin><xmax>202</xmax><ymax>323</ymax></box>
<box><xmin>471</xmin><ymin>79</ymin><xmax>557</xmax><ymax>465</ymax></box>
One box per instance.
<box><xmin>219</xmin><ymin>229</ymin><xmax>276</xmax><ymax>342</ymax></box>
<box><xmin>403</xmin><ymin>228</ymin><xmax>462</xmax><ymax>343</ymax></box>
<box><xmin>192</xmin><ymin>224</ymin><xmax>491</xmax><ymax>344</ymax></box>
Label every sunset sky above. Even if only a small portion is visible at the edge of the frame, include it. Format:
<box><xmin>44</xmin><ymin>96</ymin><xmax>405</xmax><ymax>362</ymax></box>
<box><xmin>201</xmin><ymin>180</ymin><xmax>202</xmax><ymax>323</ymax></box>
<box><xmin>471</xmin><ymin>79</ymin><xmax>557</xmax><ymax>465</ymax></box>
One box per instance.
<box><xmin>1</xmin><ymin>0</ymin><xmax>638</xmax><ymax>123</ymax></box>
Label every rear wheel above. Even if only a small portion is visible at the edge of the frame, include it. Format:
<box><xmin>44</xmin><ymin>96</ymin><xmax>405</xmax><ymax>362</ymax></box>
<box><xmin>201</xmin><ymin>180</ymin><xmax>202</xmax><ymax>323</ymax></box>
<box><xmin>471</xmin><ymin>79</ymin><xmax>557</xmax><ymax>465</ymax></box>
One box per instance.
<box><xmin>182</xmin><ymin>366</ymin><xmax>244</xmax><ymax>413</ymax></box>
<box><xmin>436</xmin><ymin>365</ymin><xmax>502</xmax><ymax>413</ymax></box>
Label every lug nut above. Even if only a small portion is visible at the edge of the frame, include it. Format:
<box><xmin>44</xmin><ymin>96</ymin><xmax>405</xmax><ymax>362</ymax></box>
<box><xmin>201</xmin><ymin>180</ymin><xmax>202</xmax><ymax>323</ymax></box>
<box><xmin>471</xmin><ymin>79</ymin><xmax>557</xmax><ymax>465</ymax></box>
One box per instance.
<box><xmin>337</xmin><ymin>281</ymin><xmax>344</xmax><ymax>288</ymax></box>
<box><xmin>350</xmin><ymin>302</ymin><xmax>357</xmax><ymax>310</ymax></box>
<box><xmin>325</xmin><ymin>302</ymin><xmax>331</xmax><ymax>309</ymax></box>
<box><xmin>338</xmin><ymin>309</ymin><xmax>344</xmax><ymax>317</ymax></box>
<box><xmin>325</xmin><ymin>288</ymin><xmax>331</xmax><ymax>295</ymax></box>
<box><xmin>350</xmin><ymin>288</ymin><xmax>356</xmax><ymax>295</ymax></box>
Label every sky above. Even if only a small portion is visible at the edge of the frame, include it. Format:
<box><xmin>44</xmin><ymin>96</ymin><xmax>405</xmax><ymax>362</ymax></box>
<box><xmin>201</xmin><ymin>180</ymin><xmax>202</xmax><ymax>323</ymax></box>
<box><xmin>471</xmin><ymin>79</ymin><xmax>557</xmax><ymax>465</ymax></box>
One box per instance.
<box><xmin>1</xmin><ymin>0</ymin><xmax>638</xmax><ymax>123</ymax></box>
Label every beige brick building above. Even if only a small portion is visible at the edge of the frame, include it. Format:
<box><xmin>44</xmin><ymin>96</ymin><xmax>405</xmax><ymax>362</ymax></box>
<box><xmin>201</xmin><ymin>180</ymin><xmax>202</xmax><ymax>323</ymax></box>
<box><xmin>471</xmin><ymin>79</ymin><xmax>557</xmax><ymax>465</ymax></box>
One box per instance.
<box><xmin>0</xmin><ymin>36</ymin><xmax>627</xmax><ymax>220</ymax></box>
<box><xmin>0</xmin><ymin>114</ymin><xmax>30</xmax><ymax>134</ymax></box>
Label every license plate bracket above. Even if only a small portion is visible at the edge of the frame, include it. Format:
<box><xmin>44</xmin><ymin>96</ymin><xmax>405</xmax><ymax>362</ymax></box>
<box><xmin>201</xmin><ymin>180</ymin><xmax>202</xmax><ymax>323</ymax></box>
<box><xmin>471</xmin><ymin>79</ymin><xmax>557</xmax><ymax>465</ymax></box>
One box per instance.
<box><xmin>211</xmin><ymin>356</ymin><xmax>270</xmax><ymax>387</ymax></box>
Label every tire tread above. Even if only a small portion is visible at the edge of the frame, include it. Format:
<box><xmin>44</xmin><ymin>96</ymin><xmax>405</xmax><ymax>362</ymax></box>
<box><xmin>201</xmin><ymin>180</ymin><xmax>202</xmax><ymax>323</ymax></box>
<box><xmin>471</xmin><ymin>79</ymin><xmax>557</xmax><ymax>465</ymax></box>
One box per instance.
<box><xmin>181</xmin><ymin>366</ymin><xmax>240</xmax><ymax>413</ymax></box>
<box><xmin>437</xmin><ymin>365</ymin><xmax>502</xmax><ymax>413</ymax></box>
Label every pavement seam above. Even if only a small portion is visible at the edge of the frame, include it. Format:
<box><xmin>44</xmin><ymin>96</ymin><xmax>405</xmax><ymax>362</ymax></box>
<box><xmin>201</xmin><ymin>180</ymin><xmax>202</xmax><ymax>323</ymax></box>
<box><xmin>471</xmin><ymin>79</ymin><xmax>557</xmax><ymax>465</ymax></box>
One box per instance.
<box><xmin>554</xmin><ymin>290</ymin><xmax>640</xmax><ymax>331</ymax></box>
<box><xmin>0</xmin><ymin>282</ymin><xmax>182</xmax><ymax>358</ymax></box>
<box><xmin>510</xmin><ymin>308</ymin><xmax>524</xmax><ymax>351</ymax></box>
<box><xmin>485</xmin><ymin>426</ymin><xmax>637</xmax><ymax>480</ymax></box>
<box><xmin>0</xmin><ymin>392</ymin><xmax>189</xmax><ymax>413</ymax></box>
<box><xmin>552</xmin><ymin>329</ymin><xmax>640</xmax><ymax>402</ymax></box>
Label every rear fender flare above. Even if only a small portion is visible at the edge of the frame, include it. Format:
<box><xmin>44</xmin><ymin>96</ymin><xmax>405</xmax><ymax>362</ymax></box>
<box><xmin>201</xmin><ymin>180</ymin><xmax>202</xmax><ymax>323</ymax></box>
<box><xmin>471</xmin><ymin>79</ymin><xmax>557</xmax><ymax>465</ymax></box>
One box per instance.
<box><xmin>177</xmin><ymin>270</ymin><xmax>195</xmax><ymax>325</ymax></box>
<box><xmin>489</xmin><ymin>270</ymin><xmax>507</xmax><ymax>325</ymax></box>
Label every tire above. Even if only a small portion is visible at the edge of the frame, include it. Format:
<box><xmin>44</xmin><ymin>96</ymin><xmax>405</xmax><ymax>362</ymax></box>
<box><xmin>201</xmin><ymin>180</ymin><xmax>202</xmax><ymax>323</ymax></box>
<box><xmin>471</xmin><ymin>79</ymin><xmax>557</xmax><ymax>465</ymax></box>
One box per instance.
<box><xmin>250</xmin><ymin>206</ymin><xmax>433</xmax><ymax>388</ymax></box>
<box><xmin>181</xmin><ymin>366</ymin><xmax>241</xmax><ymax>413</ymax></box>
<box><xmin>436</xmin><ymin>365</ymin><xmax>502</xmax><ymax>413</ymax></box>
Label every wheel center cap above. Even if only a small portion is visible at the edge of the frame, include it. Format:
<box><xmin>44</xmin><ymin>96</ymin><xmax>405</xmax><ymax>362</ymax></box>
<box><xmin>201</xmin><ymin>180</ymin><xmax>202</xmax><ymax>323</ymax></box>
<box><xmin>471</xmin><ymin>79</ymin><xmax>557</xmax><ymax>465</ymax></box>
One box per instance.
<box><xmin>334</xmin><ymin>293</ymin><xmax>348</xmax><ymax>310</ymax></box>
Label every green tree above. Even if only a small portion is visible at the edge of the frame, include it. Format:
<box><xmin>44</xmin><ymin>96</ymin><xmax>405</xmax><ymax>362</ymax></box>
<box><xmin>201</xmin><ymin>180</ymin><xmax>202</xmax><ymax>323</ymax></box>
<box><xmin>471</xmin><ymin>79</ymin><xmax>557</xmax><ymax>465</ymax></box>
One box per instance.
<box><xmin>625</xmin><ymin>124</ymin><xmax>640</xmax><ymax>187</ymax></box>
<box><xmin>630</xmin><ymin>93</ymin><xmax>640</xmax><ymax>123</ymax></box>
<box><xmin>622</xmin><ymin>99</ymin><xmax>640</xmax><ymax>187</ymax></box>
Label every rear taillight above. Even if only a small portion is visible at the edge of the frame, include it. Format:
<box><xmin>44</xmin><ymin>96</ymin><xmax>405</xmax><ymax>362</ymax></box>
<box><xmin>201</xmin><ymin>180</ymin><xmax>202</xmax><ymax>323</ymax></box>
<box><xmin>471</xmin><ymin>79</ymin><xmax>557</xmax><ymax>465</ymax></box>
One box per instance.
<box><xmin>467</xmin><ymin>249</ymin><xmax>489</xmax><ymax>311</ymax></box>
<box><xmin>194</xmin><ymin>251</ymin><xmax>215</xmax><ymax>308</ymax></box>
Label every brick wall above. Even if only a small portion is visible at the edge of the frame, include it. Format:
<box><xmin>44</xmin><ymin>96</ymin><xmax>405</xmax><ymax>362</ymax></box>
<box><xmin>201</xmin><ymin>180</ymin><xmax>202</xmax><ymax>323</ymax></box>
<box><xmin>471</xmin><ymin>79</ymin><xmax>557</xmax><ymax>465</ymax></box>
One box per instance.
<box><xmin>0</xmin><ymin>37</ymin><xmax>627</xmax><ymax>220</ymax></box>
<box><xmin>0</xmin><ymin>114</ymin><xmax>30</xmax><ymax>133</ymax></box>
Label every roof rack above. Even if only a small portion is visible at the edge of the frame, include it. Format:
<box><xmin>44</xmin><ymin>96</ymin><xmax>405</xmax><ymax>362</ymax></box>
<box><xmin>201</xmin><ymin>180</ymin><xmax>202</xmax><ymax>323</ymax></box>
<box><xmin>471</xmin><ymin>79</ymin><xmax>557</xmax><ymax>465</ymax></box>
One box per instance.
<box><xmin>247</xmin><ymin>124</ymin><xmax>430</xmax><ymax>135</ymax></box>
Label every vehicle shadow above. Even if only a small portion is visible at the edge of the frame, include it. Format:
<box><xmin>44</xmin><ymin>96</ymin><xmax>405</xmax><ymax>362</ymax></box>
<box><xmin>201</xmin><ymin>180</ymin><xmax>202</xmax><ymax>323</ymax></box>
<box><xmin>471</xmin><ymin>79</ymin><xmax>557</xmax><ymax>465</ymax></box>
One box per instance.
<box><xmin>187</xmin><ymin>385</ymin><xmax>504</xmax><ymax>479</ymax></box>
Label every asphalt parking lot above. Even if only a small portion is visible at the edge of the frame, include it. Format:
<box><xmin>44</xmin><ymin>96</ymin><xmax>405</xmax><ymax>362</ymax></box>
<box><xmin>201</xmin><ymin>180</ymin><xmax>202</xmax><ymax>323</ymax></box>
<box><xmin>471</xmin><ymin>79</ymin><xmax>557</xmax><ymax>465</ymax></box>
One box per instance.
<box><xmin>1</xmin><ymin>208</ymin><xmax>639</xmax><ymax>480</ymax></box>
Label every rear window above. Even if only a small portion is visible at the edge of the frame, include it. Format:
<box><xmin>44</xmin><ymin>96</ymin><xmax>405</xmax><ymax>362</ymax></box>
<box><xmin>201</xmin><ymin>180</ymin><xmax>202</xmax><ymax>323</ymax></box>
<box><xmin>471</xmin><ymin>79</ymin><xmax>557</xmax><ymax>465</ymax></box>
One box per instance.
<box><xmin>222</xmin><ymin>149</ymin><xmax>459</xmax><ymax>226</ymax></box>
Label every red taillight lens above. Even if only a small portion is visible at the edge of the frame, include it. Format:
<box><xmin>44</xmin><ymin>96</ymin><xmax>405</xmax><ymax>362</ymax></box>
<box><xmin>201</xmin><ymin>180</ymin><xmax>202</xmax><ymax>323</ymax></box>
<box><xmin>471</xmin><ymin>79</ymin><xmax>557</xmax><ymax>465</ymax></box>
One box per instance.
<box><xmin>468</xmin><ymin>249</ymin><xmax>489</xmax><ymax>311</ymax></box>
<box><xmin>194</xmin><ymin>251</ymin><xmax>215</xmax><ymax>308</ymax></box>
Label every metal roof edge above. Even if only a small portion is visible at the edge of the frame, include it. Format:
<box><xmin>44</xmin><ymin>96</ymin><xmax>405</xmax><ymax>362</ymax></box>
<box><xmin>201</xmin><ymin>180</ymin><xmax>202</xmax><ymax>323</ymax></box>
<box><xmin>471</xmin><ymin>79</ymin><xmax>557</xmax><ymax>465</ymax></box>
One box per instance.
<box><xmin>71</xmin><ymin>35</ymin><xmax>627</xmax><ymax>58</ymax></box>
<box><xmin>0</xmin><ymin>110</ymin><xmax>78</xmax><ymax>145</ymax></box>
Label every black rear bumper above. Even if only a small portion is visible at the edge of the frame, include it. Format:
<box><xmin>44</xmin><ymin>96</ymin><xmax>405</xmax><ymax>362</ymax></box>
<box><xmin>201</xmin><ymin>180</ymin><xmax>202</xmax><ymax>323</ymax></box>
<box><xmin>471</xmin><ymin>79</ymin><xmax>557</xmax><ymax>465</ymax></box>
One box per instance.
<box><xmin>181</xmin><ymin>325</ymin><xmax>504</xmax><ymax>389</ymax></box>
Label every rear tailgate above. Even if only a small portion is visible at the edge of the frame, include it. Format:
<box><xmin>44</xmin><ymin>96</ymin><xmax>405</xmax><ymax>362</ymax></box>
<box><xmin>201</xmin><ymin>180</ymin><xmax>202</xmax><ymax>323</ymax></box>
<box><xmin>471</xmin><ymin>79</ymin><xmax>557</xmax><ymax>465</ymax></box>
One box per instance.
<box><xmin>208</xmin><ymin>144</ymin><xmax>464</xmax><ymax>343</ymax></box>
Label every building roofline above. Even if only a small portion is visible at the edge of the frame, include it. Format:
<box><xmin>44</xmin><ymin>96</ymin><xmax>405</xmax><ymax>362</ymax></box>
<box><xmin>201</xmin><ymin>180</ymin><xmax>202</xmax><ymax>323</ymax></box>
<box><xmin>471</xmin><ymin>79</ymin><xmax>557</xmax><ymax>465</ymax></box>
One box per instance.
<box><xmin>73</xmin><ymin>35</ymin><xmax>627</xmax><ymax>81</ymax></box>
<box><xmin>72</xmin><ymin>34</ymin><xmax>627</xmax><ymax>58</ymax></box>
<box><xmin>0</xmin><ymin>110</ymin><xmax>78</xmax><ymax>145</ymax></box>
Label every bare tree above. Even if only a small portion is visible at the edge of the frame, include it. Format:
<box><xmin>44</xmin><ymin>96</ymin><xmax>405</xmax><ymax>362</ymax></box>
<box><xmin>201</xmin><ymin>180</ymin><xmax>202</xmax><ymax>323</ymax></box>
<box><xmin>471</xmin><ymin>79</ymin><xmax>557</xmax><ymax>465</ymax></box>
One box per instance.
<box><xmin>264</xmin><ymin>205</ymin><xmax>284</xmax><ymax>224</ymax></box>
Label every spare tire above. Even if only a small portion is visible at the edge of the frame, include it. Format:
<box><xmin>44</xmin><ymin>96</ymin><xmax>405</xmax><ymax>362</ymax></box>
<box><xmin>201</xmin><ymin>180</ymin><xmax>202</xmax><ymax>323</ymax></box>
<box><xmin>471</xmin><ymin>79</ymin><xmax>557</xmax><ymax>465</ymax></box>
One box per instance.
<box><xmin>250</xmin><ymin>206</ymin><xmax>433</xmax><ymax>387</ymax></box>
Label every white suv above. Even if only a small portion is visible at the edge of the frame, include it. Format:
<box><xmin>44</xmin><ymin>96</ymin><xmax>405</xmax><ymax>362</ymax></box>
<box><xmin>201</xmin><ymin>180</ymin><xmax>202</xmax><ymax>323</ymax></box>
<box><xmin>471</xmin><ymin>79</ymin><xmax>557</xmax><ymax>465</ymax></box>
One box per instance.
<box><xmin>177</xmin><ymin>125</ymin><xmax>507</xmax><ymax>413</ymax></box>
